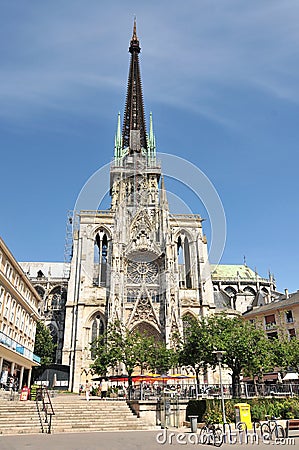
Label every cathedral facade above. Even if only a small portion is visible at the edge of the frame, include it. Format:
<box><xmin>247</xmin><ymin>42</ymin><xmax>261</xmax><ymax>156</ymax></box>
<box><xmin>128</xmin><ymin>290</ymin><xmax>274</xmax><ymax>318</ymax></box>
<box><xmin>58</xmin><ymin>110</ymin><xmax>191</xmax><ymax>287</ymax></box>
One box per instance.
<box><xmin>61</xmin><ymin>23</ymin><xmax>216</xmax><ymax>391</ymax></box>
<box><xmin>20</xmin><ymin>23</ymin><xmax>278</xmax><ymax>392</ymax></box>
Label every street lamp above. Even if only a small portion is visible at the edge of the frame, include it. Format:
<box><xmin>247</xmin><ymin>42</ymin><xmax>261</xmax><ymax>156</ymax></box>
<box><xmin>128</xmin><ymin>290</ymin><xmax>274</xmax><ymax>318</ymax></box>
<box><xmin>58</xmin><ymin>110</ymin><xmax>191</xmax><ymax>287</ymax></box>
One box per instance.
<box><xmin>212</xmin><ymin>350</ymin><xmax>227</xmax><ymax>424</ymax></box>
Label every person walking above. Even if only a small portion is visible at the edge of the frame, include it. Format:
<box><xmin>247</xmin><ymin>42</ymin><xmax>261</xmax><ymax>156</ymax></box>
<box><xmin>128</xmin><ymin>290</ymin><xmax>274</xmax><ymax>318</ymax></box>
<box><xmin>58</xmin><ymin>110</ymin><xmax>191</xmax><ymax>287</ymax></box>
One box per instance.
<box><xmin>9</xmin><ymin>376</ymin><xmax>14</xmax><ymax>401</ymax></box>
<box><xmin>100</xmin><ymin>379</ymin><xmax>108</xmax><ymax>398</ymax></box>
<box><xmin>85</xmin><ymin>380</ymin><xmax>91</xmax><ymax>401</ymax></box>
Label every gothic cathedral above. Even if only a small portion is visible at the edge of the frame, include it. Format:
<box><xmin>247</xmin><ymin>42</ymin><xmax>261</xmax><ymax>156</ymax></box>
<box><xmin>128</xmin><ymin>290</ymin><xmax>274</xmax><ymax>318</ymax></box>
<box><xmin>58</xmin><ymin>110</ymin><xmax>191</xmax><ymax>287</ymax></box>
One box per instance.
<box><xmin>62</xmin><ymin>22</ymin><xmax>217</xmax><ymax>391</ymax></box>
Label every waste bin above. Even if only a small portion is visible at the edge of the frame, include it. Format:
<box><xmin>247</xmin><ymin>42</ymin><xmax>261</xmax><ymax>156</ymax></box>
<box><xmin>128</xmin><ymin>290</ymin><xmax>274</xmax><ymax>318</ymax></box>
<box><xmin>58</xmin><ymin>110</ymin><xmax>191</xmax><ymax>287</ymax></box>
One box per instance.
<box><xmin>189</xmin><ymin>415</ymin><xmax>198</xmax><ymax>433</ymax></box>
<box><xmin>235</xmin><ymin>403</ymin><xmax>252</xmax><ymax>430</ymax></box>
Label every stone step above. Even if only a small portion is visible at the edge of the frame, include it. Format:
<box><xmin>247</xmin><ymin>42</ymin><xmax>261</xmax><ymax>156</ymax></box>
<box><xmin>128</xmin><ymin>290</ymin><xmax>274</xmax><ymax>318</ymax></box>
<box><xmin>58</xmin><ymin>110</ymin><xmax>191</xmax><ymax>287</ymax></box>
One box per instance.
<box><xmin>0</xmin><ymin>394</ymin><xmax>150</xmax><ymax>435</ymax></box>
<box><xmin>52</xmin><ymin>416</ymin><xmax>143</xmax><ymax>423</ymax></box>
<box><xmin>0</xmin><ymin>429</ymin><xmax>42</xmax><ymax>435</ymax></box>
<box><xmin>0</xmin><ymin>419</ymin><xmax>40</xmax><ymax>423</ymax></box>
<box><xmin>52</xmin><ymin>426</ymin><xmax>149</xmax><ymax>433</ymax></box>
<box><xmin>52</xmin><ymin>406</ymin><xmax>131</xmax><ymax>411</ymax></box>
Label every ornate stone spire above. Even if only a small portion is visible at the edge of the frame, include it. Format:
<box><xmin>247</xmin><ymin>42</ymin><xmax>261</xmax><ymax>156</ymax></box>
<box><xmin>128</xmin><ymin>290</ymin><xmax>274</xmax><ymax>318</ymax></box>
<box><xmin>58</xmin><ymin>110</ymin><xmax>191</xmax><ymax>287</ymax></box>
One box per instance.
<box><xmin>122</xmin><ymin>19</ymin><xmax>147</xmax><ymax>153</ymax></box>
<box><xmin>114</xmin><ymin>112</ymin><xmax>122</xmax><ymax>159</ymax></box>
<box><xmin>148</xmin><ymin>112</ymin><xmax>156</xmax><ymax>159</ymax></box>
<box><xmin>160</xmin><ymin>175</ymin><xmax>169</xmax><ymax>211</ymax></box>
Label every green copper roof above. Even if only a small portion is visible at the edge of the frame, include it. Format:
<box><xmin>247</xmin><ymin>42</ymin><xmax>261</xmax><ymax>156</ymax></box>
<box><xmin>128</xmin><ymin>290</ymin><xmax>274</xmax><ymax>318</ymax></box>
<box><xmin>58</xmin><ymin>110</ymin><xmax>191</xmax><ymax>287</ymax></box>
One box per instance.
<box><xmin>210</xmin><ymin>264</ymin><xmax>263</xmax><ymax>280</ymax></box>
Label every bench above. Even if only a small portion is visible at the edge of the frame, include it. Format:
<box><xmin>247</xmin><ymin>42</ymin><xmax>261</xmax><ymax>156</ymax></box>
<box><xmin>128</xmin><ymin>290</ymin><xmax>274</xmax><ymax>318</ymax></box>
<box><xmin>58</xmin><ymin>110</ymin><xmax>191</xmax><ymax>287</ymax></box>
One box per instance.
<box><xmin>285</xmin><ymin>419</ymin><xmax>299</xmax><ymax>437</ymax></box>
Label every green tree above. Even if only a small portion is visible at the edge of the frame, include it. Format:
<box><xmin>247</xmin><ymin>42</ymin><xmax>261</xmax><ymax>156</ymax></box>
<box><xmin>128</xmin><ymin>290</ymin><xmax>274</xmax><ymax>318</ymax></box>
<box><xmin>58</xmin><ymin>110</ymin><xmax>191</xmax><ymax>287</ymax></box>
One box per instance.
<box><xmin>91</xmin><ymin>321</ymin><xmax>152</xmax><ymax>396</ymax></box>
<box><xmin>207</xmin><ymin>314</ymin><xmax>275</xmax><ymax>397</ymax></box>
<box><xmin>147</xmin><ymin>340</ymin><xmax>178</xmax><ymax>375</ymax></box>
<box><xmin>33</xmin><ymin>321</ymin><xmax>56</xmax><ymax>380</ymax></box>
<box><xmin>34</xmin><ymin>321</ymin><xmax>56</xmax><ymax>365</ymax></box>
<box><xmin>179</xmin><ymin>314</ymin><xmax>276</xmax><ymax>398</ymax></box>
<box><xmin>274</xmin><ymin>337</ymin><xmax>299</xmax><ymax>373</ymax></box>
<box><xmin>286</xmin><ymin>338</ymin><xmax>299</xmax><ymax>372</ymax></box>
<box><xmin>91</xmin><ymin>321</ymin><xmax>178</xmax><ymax>397</ymax></box>
<box><xmin>179</xmin><ymin>315</ymin><xmax>214</xmax><ymax>392</ymax></box>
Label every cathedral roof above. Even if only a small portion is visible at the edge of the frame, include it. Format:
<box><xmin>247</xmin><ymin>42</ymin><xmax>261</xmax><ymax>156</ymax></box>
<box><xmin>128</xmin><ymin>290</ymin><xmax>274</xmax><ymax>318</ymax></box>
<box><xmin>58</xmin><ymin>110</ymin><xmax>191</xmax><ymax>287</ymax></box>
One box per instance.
<box><xmin>213</xmin><ymin>290</ymin><xmax>231</xmax><ymax>308</ymax></box>
<box><xmin>213</xmin><ymin>290</ymin><xmax>241</xmax><ymax>315</ymax></box>
<box><xmin>210</xmin><ymin>264</ymin><xmax>265</xmax><ymax>281</ymax></box>
<box><xmin>19</xmin><ymin>262</ymin><xmax>69</xmax><ymax>279</ymax></box>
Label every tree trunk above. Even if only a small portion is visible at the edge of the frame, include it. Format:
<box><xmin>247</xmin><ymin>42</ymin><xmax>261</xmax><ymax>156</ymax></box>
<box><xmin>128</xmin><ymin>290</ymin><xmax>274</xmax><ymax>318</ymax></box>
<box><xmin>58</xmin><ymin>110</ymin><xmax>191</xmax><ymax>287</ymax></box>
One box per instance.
<box><xmin>232</xmin><ymin>371</ymin><xmax>241</xmax><ymax>398</ymax></box>
<box><xmin>253</xmin><ymin>378</ymin><xmax>259</xmax><ymax>396</ymax></box>
<box><xmin>195</xmin><ymin>368</ymin><xmax>200</xmax><ymax>398</ymax></box>
<box><xmin>128</xmin><ymin>371</ymin><xmax>133</xmax><ymax>400</ymax></box>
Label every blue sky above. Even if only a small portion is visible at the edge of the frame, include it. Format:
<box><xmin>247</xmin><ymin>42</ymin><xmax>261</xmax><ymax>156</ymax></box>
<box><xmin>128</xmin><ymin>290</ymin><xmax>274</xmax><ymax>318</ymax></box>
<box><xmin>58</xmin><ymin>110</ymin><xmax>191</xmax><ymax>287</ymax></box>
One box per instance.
<box><xmin>0</xmin><ymin>0</ymin><xmax>299</xmax><ymax>292</ymax></box>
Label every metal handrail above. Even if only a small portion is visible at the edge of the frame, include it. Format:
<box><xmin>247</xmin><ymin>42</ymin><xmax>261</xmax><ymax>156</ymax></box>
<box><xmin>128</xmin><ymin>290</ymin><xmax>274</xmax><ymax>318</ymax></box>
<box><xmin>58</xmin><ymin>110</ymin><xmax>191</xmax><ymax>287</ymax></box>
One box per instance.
<box><xmin>36</xmin><ymin>387</ymin><xmax>55</xmax><ymax>434</ymax></box>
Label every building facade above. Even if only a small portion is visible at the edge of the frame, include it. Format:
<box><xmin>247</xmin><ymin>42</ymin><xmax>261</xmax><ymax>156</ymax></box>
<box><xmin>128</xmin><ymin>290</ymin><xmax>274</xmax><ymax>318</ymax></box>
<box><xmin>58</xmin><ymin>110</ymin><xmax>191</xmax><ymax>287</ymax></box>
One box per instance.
<box><xmin>19</xmin><ymin>262</ymin><xmax>69</xmax><ymax>364</ymax></box>
<box><xmin>243</xmin><ymin>289</ymin><xmax>299</xmax><ymax>340</ymax></box>
<box><xmin>0</xmin><ymin>238</ymin><xmax>41</xmax><ymax>388</ymax></box>
<box><xmin>61</xmin><ymin>23</ymin><xmax>217</xmax><ymax>391</ymax></box>
<box><xmin>18</xmin><ymin>23</ymin><xmax>282</xmax><ymax>391</ymax></box>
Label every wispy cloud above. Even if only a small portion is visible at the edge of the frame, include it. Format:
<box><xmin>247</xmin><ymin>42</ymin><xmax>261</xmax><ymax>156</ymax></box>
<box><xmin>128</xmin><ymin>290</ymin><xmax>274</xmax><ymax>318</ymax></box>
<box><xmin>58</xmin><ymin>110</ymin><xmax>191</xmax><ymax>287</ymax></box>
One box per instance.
<box><xmin>0</xmin><ymin>0</ymin><xmax>299</xmax><ymax>125</ymax></box>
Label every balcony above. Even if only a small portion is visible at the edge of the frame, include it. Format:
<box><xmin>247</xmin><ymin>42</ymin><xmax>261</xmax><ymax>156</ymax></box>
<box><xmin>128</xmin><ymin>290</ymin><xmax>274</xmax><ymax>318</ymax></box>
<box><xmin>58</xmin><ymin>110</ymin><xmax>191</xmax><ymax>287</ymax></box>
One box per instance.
<box><xmin>265</xmin><ymin>323</ymin><xmax>277</xmax><ymax>330</ymax></box>
<box><xmin>0</xmin><ymin>331</ymin><xmax>40</xmax><ymax>364</ymax></box>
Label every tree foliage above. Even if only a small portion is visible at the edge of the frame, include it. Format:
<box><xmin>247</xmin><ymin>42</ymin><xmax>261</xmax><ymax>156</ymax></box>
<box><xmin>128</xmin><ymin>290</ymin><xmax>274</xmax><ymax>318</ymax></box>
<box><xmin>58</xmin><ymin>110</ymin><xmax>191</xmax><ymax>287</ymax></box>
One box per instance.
<box><xmin>91</xmin><ymin>321</ymin><xmax>177</xmax><ymax>395</ymax></box>
<box><xmin>179</xmin><ymin>314</ymin><xmax>276</xmax><ymax>397</ymax></box>
<box><xmin>34</xmin><ymin>320</ymin><xmax>56</xmax><ymax>366</ymax></box>
<box><xmin>179</xmin><ymin>315</ymin><xmax>214</xmax><ymax>389</ymax></box>
<box><xmin>33</xmin><ymin>321</ymin><xmax>56</xmax><ymax>381</ymax></box>
<box><xmin>273</xmin><ymin>337</ymin><xmax>299</xmax><ymax>373</ymax></box>
<box><xmin>147</xmin><ymin>340</ymin><xmax>178</xmax><ymax>375</ymax></box>
<box><xmin>206</xmin><ymin>315</ymin><xmax>275</xmax><ymax>396</ymax></box>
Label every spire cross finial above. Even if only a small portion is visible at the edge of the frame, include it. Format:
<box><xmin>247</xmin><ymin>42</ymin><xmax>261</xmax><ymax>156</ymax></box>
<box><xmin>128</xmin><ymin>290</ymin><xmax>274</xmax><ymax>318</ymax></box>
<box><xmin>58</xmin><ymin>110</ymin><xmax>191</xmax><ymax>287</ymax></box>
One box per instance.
<box><xmin>133</xmin><ymin>16</ymin><xmax>137</xmax><ymax>40</ymax></box>
<box><xmin>129</xmin><ymin>17</ymin><xmax>140</xmax><ymax>53</ymax></box>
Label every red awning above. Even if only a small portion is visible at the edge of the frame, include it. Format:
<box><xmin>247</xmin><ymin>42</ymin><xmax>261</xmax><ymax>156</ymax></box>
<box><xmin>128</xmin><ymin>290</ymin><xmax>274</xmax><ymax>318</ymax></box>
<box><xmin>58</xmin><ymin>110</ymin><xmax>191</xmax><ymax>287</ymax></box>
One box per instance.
<box><xmin>242</xmin><ymin>373</ymin><xmax>279</xmax><ymax>383</ymax></box>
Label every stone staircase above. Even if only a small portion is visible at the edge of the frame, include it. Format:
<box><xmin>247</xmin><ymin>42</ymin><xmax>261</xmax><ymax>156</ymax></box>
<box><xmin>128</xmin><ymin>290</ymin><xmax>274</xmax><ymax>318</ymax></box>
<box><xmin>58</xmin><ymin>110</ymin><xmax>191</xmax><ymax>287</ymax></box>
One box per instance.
<box><xmin>51</xmin><ymin>395</ymin><xmax>149</xmax><ymax>433</ymax></box>
<box><xmin>0</xmin><ymin>397</ymin><xmax>42</xmax><ymax>434</ymax></box>
<box><xmin>0</xmin><ymin>393</ymin><xmax>150</xmax><ymax>434</ymax></box>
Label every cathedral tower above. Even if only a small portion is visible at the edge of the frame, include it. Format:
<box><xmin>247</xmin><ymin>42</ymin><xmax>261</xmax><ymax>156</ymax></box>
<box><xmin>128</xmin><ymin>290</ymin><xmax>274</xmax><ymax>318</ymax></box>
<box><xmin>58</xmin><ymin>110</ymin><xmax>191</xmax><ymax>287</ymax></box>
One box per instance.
<box><xmin>62</xmin><ymin>21</ymin><xmax>215</xmax><ymax>392</ymax></box>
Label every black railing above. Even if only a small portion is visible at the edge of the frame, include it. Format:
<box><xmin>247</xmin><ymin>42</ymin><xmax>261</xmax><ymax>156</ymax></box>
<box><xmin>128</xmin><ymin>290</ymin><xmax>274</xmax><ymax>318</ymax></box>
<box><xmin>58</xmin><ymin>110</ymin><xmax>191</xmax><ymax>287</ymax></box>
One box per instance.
<box><xmin>35</xmin><ymin>387</ymin><xmax>55</xmax><ymax>434</ymax></box>
<box><xmin>124</xmin><ymin>382</ymin><xmax>299</xmax><ymax>401</ymax></box>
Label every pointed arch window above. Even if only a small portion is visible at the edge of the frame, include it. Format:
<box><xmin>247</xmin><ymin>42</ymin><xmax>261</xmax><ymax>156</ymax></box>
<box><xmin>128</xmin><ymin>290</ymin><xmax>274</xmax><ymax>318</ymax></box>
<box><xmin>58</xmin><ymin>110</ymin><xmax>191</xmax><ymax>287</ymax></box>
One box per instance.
<box><xmin>177</xmin><ymin>235</ymin><xmax>192</xmax><ymax>289</ymax></box>
<box><xmin>94</xmin><ymin>231</ymin><xmax>108</xmax><ymax>287</ymax></box>
<box><xmin>182</xmin><ymin>313</ymin><xmax>196</xmax><ymax>340</ymax></box>
<box><xmin>91</xmin><ymin>314</ymin><xmax>105</xmax><ymax>359</ymax></box>
<box><xmin>48</xmin><ymin>286</ymin><xmax>66</xmax><ymax>310</ymax></box>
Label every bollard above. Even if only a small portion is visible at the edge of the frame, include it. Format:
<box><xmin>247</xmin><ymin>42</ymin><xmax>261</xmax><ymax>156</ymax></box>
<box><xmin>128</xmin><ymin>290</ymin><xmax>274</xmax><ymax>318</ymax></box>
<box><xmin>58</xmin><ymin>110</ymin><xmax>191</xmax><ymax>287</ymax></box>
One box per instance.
<box><xmin>189</xmin><ymin>415</ymin><xmax>198</xmax><ymax>433</ymax></box>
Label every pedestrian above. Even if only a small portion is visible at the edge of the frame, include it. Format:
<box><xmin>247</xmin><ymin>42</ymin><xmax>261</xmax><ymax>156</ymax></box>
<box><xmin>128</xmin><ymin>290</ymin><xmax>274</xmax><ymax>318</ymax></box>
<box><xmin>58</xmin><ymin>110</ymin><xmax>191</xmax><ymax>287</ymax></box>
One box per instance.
<box><xmin>100</xmin><ymin>378</ymin><xmax>108</xmax><ymax>398</ymax></box>
<box><xmin>9</xmin><ymin>376</ymin><xmax>14</xmax><ymax>400</ymax></box>
<box><xmin>85</xmin><ymin>380</ymin><xmax>90</xmax><ymax>401</ymax></box>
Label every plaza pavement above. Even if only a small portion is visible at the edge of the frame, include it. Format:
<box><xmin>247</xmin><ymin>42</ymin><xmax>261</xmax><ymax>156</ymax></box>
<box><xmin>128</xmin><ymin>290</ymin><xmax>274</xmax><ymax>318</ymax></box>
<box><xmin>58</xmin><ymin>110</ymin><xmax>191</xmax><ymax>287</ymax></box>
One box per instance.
<box><xmin>0</xmin><ymin>429</ymin><xmax>298</xmax><ymax>450</ymax></box>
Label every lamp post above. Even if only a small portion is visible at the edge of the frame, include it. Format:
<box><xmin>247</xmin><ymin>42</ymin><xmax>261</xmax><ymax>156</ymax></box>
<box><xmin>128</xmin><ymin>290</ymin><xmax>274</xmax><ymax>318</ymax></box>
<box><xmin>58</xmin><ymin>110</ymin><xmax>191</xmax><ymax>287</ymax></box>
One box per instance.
<box><xmin>213</xmin><ymin>350</ymin><xmax>226</xmax><ymax>424</ymax></box>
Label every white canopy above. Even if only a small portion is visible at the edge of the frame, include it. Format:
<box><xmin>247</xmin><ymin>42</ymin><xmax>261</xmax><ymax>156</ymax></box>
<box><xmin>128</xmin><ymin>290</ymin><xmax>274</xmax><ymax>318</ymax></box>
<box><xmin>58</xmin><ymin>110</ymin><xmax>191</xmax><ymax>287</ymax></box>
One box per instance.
<box><xmin>282</xmin><ymin>372</ymin><xmax>299</xmax><ymax>381</ymax></box>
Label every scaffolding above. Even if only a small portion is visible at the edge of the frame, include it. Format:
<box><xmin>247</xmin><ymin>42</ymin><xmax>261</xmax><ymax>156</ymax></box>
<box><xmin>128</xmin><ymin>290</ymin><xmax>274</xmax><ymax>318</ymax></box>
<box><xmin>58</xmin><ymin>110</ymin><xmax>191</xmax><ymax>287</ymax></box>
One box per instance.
<box><xmin>63</xmin><ymin>210</ymin><xmax>79</xmax><ymax>279</ymax></box>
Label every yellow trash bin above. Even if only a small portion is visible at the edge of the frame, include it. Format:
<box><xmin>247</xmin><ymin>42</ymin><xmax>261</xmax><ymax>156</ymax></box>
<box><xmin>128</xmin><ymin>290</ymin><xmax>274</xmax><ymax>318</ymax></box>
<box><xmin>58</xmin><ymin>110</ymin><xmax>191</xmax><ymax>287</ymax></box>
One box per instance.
<box><xmin>235</xmin><ymin>403</ymin><xmax>252</xmax><ymax>430</ymax></box>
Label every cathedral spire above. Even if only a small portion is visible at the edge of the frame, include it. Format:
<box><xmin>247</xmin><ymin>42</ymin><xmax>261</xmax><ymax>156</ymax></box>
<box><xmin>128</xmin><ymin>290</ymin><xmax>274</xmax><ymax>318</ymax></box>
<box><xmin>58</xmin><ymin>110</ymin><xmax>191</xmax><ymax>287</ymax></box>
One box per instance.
<box><xmin>114</xmin><ymin>112</ymin><xmax>122</xmax><ymax>159</ymax></box>
<box><xmin>160</xmin><ymin>175</ymin><xmax>169</xmax><ymax>210</ymax></box>
<box><xmin>148</xmin><ymin>112</ymin><xmax>156</xmax><ymax>159</ymax></box>
<box><xmin>122</xmin><ymin>19</ymin><xmax>147</xmax><ymax>154</ymax></box>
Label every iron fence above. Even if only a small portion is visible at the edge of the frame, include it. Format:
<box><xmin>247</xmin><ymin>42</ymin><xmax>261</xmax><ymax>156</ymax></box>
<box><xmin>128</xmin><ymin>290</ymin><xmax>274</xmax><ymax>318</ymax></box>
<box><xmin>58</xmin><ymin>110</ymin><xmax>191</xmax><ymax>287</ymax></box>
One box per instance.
<box><xmin>122</xmin><ymin>382</ymin><xmax>299</xmax><ymax>401</ymax></box>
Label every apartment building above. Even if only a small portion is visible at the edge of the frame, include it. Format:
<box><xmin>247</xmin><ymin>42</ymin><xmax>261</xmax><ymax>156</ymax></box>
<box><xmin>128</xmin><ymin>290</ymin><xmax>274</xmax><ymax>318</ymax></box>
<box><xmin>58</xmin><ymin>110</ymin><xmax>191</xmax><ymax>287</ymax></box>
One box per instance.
<box><xmin>243</xmin><ymin>289</ymin><xmax>299</xmax><ymax>340</ymax></box>
<box><xmin>0</xmin><ymin>237</ymin><xmax>41</xmax><ymax>389</ymax></box>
